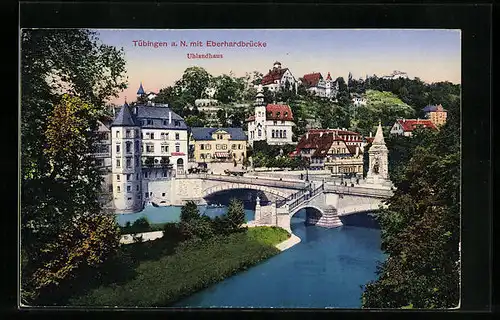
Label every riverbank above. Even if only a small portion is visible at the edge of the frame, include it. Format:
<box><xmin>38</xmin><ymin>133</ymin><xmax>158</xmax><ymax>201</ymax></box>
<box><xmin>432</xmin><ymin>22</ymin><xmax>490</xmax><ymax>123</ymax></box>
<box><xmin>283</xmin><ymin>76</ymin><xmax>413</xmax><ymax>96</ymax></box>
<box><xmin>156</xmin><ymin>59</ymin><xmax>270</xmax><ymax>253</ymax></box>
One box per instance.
<box><xmin>67</xmin><ymin>226</ymin><xmax>290</xmax><ymax>307</ymax></box>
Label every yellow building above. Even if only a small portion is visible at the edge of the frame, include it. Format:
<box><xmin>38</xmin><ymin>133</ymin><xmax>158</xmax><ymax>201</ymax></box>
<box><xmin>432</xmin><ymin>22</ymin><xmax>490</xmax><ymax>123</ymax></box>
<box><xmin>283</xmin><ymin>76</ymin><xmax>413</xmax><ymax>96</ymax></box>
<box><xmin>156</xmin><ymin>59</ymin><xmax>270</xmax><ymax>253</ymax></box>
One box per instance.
<box><xmin>189</xmin><ymin>127</ymin><xmax>247</xmax><ymax>163</ymax></box>
<box><xmin>423</xmin><ymin>104</ymin><xmax>448</xmax><ymax>127</ymax></box>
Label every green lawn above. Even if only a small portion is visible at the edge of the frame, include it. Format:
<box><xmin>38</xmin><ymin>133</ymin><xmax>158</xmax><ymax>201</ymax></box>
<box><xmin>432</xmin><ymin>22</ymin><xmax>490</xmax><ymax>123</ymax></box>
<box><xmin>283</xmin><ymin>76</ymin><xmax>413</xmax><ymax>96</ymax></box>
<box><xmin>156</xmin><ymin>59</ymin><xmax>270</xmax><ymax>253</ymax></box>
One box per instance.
<box><xmin>68</xmin><ymin>226</ymin><xmax>290</xmax><ymax>307</ymax></box>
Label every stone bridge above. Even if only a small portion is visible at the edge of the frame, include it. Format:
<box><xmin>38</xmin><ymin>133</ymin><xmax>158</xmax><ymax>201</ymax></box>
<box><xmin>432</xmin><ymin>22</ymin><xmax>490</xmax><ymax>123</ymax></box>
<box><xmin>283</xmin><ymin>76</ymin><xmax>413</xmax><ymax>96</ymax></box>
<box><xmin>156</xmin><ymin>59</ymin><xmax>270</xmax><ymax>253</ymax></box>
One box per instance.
<box><xmin>148</xmin><ymin>173</ymin><xmax>392</xmax><ymax>231</ymax></box>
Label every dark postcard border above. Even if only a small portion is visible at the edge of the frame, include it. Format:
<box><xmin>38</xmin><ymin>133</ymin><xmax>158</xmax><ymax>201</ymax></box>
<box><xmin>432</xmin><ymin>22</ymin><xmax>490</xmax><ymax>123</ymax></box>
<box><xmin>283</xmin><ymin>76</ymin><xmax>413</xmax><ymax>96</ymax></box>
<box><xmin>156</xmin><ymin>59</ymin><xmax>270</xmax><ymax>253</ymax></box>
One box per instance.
<box><xmin>14</xmin><ymin>2</ymin><xmax>492</xmax><ymax>316</ymax></box>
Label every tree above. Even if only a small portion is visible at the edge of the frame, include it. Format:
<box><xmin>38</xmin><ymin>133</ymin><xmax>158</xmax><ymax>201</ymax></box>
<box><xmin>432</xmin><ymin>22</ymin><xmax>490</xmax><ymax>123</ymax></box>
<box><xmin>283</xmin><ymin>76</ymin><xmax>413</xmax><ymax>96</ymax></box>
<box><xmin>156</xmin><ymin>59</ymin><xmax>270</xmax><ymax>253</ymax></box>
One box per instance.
<box><xmin>362</xmin><ymin>99</ymin><xmax>460</xmax><ymax>309</ymax></box>
<box><xmin>185</xmin><ymin>115</ymin><xmax>206</xmax><ymax>127</ymax></box>
<box><xmin>175</xmin><ymin>66</ymin><xmax>212</xmax><ymax>104</ymax></box>
<box><xmin>214</xmin><ymin>74</ymin><xmax>245</xmax><ymax>104</ymax></box>
<box><xmin>180</xmin><ymin>201</ymin><xmax>201</xmax><ymax>223</ymax></box>
<box><xmin>216</xmin><ymin>109</ymin><xmax>228</xmax><ymax>127</ymax></box>
<box><xmin>225</xmin><ymin>199</ymin><xmax>246</xmax><ymax>233</ymax></box>
<box><xmin>21</xmin><ymin>29</ymin><xmax>126</xmax><ymax>304</ymax></box>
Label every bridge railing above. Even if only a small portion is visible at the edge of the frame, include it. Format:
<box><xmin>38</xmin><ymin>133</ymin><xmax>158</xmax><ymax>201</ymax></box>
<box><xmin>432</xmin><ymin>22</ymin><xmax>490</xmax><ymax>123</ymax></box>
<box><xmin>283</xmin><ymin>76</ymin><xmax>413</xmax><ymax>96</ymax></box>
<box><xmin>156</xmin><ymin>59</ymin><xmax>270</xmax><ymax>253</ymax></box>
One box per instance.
<box><xmin>324</xmin><ymin>183</ymin><xmax>394</xmax><ymax>198</ymax></box>
<box><xmin>281</xmin><ymin>182</ymin><xmax>325</xmax><ymax>211</ymax></box>
<box><xmin>178</xmin><ymin>173</ymin><xmax>308</xmax><ymax>190</ymax></box>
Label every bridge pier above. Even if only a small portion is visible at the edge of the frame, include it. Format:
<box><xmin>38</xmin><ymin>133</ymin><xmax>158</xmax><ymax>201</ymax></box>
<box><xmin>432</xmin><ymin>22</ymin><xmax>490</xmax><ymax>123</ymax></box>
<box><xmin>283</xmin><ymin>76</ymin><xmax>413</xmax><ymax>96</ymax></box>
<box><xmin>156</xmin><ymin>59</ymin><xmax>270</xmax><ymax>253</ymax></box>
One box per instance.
<box><xmin>305</xmin><ymin>207</ymin><xmax>343</xmax><ymax>228</ymax></box>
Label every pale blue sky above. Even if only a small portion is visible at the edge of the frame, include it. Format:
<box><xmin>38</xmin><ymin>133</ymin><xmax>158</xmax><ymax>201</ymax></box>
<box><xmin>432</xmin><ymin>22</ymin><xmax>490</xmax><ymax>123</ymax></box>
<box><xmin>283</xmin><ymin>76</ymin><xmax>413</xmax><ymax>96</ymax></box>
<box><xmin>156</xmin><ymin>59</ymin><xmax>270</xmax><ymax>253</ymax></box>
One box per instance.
<box><xmin>93</xmin><ymin>29</ymin><xmax>461</xmax><ymax>104</ymax></box>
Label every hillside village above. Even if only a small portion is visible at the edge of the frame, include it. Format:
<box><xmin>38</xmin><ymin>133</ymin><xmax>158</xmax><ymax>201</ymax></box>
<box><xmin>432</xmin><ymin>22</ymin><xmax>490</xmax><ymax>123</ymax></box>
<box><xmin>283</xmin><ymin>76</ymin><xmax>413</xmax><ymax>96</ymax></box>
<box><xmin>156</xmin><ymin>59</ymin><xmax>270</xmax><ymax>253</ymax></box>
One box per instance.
<box><xmin>97</xmin><ymin>61</ymin><xmax>459</xmax><ymax>213</ymax></box>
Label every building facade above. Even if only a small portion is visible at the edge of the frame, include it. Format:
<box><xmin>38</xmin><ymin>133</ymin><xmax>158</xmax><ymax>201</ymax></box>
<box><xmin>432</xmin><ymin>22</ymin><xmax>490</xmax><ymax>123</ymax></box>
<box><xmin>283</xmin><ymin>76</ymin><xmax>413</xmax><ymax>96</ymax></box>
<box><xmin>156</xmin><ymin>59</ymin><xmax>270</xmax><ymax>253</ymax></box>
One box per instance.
<box><xmin>246</xmin><ymin>86</ymin><xmax>294</xmax><ymax>146</ymax></box>
<box><xmin>189</xmin><ymin>127</ymin><xmax>247</xmax><ymax>164</ymax></box>
<box><xmin>381</xmin><ymin>70</ymin><xmax>409</xmax><ymax>80</ymax></box>
<box><xmin>300</xmin><ymin>72</ymin><xmax>338</xmax><ymax>99</ymax></box>
<box><xmin>257</xmin><ymin>61</ymin><xmax>298</xmax><ymax>93</ymax></box>
<box><xmin>292</xmin><ymin>129</ymin><xmax>364</xmax><ymax>175</ymax></box>
<box><xmin>390</xmin><ymin>118</ymin><xmax>437</xmax><ymax>137</ymax></box>
<box><xmin>110</xmin><ymin>103</ymin><xmax>189</xmax><ymax>212</ymax></box>
<box><xmin>422</xmin><ymin>104</ymin><xmax>448</xmax><ymax>127</ymax></box>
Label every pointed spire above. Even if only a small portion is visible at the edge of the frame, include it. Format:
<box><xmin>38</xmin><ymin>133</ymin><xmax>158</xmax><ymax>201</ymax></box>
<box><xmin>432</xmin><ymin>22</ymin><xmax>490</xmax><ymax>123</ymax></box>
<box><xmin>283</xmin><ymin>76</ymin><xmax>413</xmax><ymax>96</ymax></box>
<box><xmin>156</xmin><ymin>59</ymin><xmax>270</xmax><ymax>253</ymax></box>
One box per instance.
<box><xmin>326</xmin><ymin>72</ymin><xmax>332</xmax><ymax>81</ymax></box>
<box><xmin>372</xmin><ymin>120</ymin><xmax>385</xmax><ymax>145</ymax></box>
<box><xmin>137</xmin><ymin>82</ymin><xmax>145</xmax><ymax>95</ymax></box>
<box><xmin>111</xmin><ymin>103</ymin><xmax>137</xmax><ymax>127</ymax></box>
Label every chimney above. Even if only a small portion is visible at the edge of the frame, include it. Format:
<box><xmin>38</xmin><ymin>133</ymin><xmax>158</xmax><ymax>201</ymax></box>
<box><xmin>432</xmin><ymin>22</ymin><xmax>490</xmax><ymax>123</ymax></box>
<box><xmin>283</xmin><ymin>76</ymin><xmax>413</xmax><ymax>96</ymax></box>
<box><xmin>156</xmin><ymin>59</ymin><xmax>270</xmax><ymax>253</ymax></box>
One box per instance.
<box><xmin>134</xmin><ymin>106</ymin><xmax>138</xmax><ymax>114</ymax></box>
<box><xmin>168</xmin><ymin>111</ymin><xmax>172</xmax><ymax>124</ymax></box>
<box><xmin>355</xmin><ymin>146</ymin><xmax>359</xmax><ymax>157</ymax></box>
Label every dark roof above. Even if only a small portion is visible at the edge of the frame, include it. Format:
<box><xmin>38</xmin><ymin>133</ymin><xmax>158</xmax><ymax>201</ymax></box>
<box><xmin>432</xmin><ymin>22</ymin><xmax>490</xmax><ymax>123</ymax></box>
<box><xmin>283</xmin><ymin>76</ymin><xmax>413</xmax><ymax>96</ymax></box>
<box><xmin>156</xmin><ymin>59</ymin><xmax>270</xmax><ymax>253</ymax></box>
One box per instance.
<box><xmin>422</xmin><ymin>104</ymin><xmax>447</xmax><ymax>112</ymax></box>
<box><xmin>137</xmin><ymin>83</ymin><xmax>145</xmax><ymax>95</ymax></box>
<box><xmin>261</xmin><ymin>67</ymin><xmax>289</xmax><ymax>85</ymax></box>
<box><xmin>190</xmin><ymin>127</ymin><xmax>247</xmax><ymax>141</ymax></box>
<box><xmin>111</xmin><ymin>104</ymin><xmax>137</xmax><ymax>127</ymax></box>
<box><xmin>301</xmin><ymin>73</ymin><xmax>323</xmax><ymax>87</ymax></box>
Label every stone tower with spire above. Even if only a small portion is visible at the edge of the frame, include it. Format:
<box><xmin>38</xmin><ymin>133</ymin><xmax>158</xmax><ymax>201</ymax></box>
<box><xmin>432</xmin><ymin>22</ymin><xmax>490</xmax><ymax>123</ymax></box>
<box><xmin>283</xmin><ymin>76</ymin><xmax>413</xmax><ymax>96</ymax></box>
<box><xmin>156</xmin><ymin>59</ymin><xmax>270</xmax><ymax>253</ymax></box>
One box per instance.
<box><xmin>366</xmin><ymin>121</ymin><xmax>391</xmax><ymax>187</ymax></box>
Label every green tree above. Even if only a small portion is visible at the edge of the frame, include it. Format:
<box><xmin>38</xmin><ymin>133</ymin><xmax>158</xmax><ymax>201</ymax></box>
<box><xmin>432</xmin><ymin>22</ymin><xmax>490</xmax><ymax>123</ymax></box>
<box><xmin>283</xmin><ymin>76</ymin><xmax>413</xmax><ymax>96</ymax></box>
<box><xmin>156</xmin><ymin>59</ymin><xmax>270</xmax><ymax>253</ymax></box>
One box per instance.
<box><xmin>216</xmin><ymin>109</ymin><xmax>228</xmax><ymax>127</ymax></box>
<box><xmin>180</xmin><ymin>201</ymin><xmax>201</xmax><ymax>223</ymax></box>
<box><xmin>21</xmin><ymin>29</ymin><xmax>126</xmax><ymax>304</ymax></box>
<box><xmin>185</xmin><ymin>115</ymin><xmax>206</xmax><ymax>127</ymax></box>
<box><xmin>175</xmin><ymin>66</ymin><xmax>212</xmax><ymax>104</ymax></box>
<box><xmin>362</xmin><ymin>101</ymin><xmax>460</xmax><ymax>309</ymax></box>
<box><xmin>225</xmin><ymin>199</ymin><xmax>246</xmax><ymax>233</ymax></box>
<box><xmin>214</xmin><ymin>74</ymin><xmax>245</xmax><ymax>104</ymax></box>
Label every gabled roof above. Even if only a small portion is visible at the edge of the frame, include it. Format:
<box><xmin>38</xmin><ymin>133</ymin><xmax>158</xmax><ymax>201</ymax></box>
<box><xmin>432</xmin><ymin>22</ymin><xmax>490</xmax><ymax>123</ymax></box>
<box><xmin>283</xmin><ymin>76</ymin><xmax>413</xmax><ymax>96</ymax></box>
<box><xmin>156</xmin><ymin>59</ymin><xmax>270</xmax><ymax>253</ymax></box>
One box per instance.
<box><xmin>111</xmin><ymin>104</ymin><xmax>137</xmax><ymax>127</ymax></box>
<box><xmin>190</xmin><ymin>127</ymin><xmax>247</xmax><ymax>141</ymax></box>
<box><xmin>301</xmin><ymin>73</ymin><xmax>323</xmax><ymax>87</ymax></box>
<box><xmin>395</xmin><ymin>119</ymin><xmax>437</xmax><ymax>132</ymax></box>
<box><xmin>261</xmin><ymin>67</ymin><xmax>289</xmax><ymax>85</ymax></box>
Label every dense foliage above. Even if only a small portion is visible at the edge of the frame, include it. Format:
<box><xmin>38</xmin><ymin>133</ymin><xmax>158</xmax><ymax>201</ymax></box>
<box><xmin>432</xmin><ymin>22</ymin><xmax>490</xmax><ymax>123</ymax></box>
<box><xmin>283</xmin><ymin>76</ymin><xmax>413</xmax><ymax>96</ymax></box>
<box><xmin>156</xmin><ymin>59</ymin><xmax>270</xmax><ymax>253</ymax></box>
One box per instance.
<box><xmin>362</xmin><ymin>99</ymin><xmax>460</xmax><ymax>309</ymax></box>
<box><xmin>67</xmin><ymin>227</ymin><xmax>290</xmax><ymax>307</ymax></box>
<box><xmin>21</xmin><ymin>29</ymin><xmax>126</xmax><ymax>304</ymax></box>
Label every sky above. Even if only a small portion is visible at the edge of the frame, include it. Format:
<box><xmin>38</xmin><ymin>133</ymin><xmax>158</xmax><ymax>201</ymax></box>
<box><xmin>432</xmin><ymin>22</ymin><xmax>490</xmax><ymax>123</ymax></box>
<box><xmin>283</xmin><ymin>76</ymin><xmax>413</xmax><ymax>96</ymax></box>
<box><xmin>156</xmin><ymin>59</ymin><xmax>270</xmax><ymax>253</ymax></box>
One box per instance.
<box><xmin>92</xmin><ymin>29</ymin><xmax>461</xmax><ymax>105</ymax></box>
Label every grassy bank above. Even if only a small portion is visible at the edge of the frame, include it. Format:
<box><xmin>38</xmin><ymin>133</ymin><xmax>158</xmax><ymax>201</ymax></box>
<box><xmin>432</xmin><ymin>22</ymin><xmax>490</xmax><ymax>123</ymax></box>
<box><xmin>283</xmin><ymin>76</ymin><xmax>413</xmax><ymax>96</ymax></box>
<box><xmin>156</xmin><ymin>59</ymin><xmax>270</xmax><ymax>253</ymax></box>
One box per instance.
<box><xmin>67</xmin><ymin>226</ymin><xmax>290</xmax><ymax>307</ymax></box>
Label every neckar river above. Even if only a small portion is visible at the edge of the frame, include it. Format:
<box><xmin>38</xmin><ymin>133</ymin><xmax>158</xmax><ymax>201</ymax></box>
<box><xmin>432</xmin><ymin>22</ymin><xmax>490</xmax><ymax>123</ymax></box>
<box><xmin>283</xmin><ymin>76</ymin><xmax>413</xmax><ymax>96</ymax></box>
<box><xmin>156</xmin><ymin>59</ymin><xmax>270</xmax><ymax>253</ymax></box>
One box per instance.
<box><xmin>116</xmin><ymin>206</ymin><xmax>385</xmax><ymax>308</ymax></box>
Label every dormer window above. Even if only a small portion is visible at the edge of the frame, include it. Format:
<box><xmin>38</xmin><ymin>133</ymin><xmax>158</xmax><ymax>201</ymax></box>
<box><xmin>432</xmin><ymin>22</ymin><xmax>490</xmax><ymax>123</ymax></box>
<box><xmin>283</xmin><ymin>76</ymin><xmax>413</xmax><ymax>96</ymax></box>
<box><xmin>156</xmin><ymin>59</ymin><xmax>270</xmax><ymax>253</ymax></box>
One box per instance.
<box><xmin>163</xmin><ymin>120</ymin><xmax>167</xmax><ymax>125</ymax></box>
<box><xmin>147</xmin><ymin>119</ymin><xmax>153</xmax><ymax>125</ymax></box>
<box><xmin>284</xmin><ymin>112</ymin><xmax>288</xmax><ymax>118</ymax></box>
<box><xmin>276</xmin><ymin>112</ymin><xmax>281</xmax><ymax>118</ymax></box>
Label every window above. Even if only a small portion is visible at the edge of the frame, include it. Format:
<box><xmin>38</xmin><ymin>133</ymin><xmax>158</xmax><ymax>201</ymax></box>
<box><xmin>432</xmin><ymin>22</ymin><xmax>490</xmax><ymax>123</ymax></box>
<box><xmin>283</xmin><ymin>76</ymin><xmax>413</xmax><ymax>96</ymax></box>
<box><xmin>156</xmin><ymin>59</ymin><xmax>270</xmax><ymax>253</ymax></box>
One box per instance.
<box><xmin>217</xmin><ymin>134</ymin><xmax>223</xmax><ymax>140</ymax></box>
<box><xmin>258</xmin><ymin>129</ymin><xmax>262</xmax><ymax>137</ymax></box>
<box><xmin>200</xmin><ymin>144</ymin><xmax>205</xmax><ymax>150</ymax></box>
<box><xmin>222</xmin><ymin>144</ymin><xmax>227</xmax><ymax>150</ymax></box>
<box><xmin>117</xmin><ymin>186</ymin><xmax>121</xmax><ymax>192</ymax></box>
<box><xmin>145</xmin><ymin>192</ymin><xmax>148</xmax><ymax>198</ymax></box>
<box><xmin>283</xmin><ymin>130</ymin><xmax>287</xmax><ymax>138</ymax></box>
<box><xmin>150</xmin><ymin>132</ymin><xmax>155</xmax><ymax>140</ymax></box>
<box><xmin>126</xmin><ymin>158</ymin><xmax>131</xmax><ymax>168</ymax></box>
<box><xmin>281</xmin><ymin>121</ymin><xmax>285</xmax><ymax>124</ymax></box>
<box><xmin>216</xmin><ymin>145</ymin><xmax>221</xmax><ymax>150</ymax></box>
<box><xmin>116</xmin><ymin>159</ymin><xmax>121</xmax><ymax>167</ymax></box>
<box><xmin>147</xmin><ymin>119</ymin><xmax>153</xmax><ymax>125</ymax></box>
<box><xmin>146</xmin><ymin>145</ymin><xmax>154</xmax><ymax>153</ymax></box>
<box><xmin>135</xmin><ymin>140</ymin><xmax>139</xmax><ymax>151</ymax></box>
<box><xmin>116</xmin><ymin>174</ymin><xmax>120</xmax><ymax>181</ymax></box>
<box><xmin>175</xmin><ymin>133</ymin><xmax>180</xmax><ymax>140</ymax></box>
<box><xmin>276</xmin><ymin>112</ymin><xmax>281</xmax><ymax>118</ymax></box>
<box><xmin>175</xmin><ymin>120</ymin><xmax>180</xmax><ymax>127</ymax></box>
<box><xmin>136</xmin><ymin>173</ymin><xmax>139</xmax><ymax>179</ymax></box>
<box><xmin>126</xmin><ymin>141</ymin><xmax>132</xmax><ymax>153</ymax></box>
<box><xmin>126</xmin><ymin>130</ymin><xmax>131</xmax><ymax>138</ymax></box>
<box><xmin>163</xmin><ymin>120</ymin><xmax>167</xmax><ymax>126</ymax></box>
<box><xmin>206</xmin><ymin>153</ymin><xmax>211</xmax><ymax>159</ymax></box>
<box><xmin>206</xmin><ymin>144</ymin><xmax>211</xmax><ymax>150</ymax></box>
<box><xmin>126</xmin><ymin>185</ymin><xmax>131</xmax><ymax>192</ymax></box>
<box><xmin>137</xmin><ymin>194</ymin><xmax>141</xmax><ymax>199</ymax></box>
<box><xmin>115</xmin><ymin>131</ymin><xmax>120</xmax><ymax>138</ymax></box>
<box><xmin>162</xmin><ymin>193</ymin><xmax>166</xmax><ymax>197</ymax></box>
<box><xmin>272</xmin><ymin>130</ymin><xmax>275</xmax><ymax>138</ymax></box>
<box><xmin>274</xmin><ymin>121</ymin><xmax>277</xmax><ymax>125</ymax></box>
<box><xmin>126</xmin><ymin>174</ymin><xmax>131</xmax><ymax>181</ymax></box>
<box><xmin>231</xmin><ymin>144</ymin><xmax>236</xmax><ymax>150</ymax></box>
<box><xmin>284</xmin><ymin>112</ymin><xmax>288</xmax><ymax>117</ymax></box>
<box><xmin>116</xmin><ymin>144</ymin><xmax>120</xmax><ymax>153</ymax></box>
<box><xmin>136</xmin><ymin>185</ymin><xmax>139</xmax><ymax>191</ymax></box>
<box><xmin>175</xmin><ymin>145</ymin><xmax>180</xmax><ymax>152</ymax></box>
<box><xmin>135</xmin><ymin>129</ymin><xmax>139</xmax><ymax>137</ymax></box>
<box><xmin>161</xmin><ymin>145</ymin><xmax>169</xmax><ymax>153</ymax></box>
<box><xmin>200</xmin><ymin>154</ymin><xmax>205</xmax><ymax>159</ymax></box>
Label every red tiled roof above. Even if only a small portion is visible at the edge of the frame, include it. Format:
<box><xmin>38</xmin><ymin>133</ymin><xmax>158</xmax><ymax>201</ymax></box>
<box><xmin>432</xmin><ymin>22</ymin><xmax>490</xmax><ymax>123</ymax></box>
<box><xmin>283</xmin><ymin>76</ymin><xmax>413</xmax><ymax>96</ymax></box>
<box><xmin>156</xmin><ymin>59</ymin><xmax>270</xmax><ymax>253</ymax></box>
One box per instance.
<box><xmin>301</xmin><ymin>73</ymin><xmax>322</xmax><ymax>87</ymax></box>
<box><xmin>365</xmin><ymin>137</ymin><xmax>375</xmax><ymax>144</ymax></box>
<box><xmin>396</xmin><ymin>119</ymin><xmax>437</xmax><ymax>132</ymax></box>
<box><xmin>261</xmin><ymin>67</ymin><xmax>289</xmax><ymax>85</ymax></box>
<box><xmin>296</xmin><ymin>130</ymin><xmax>363</xmax><ymax>157</ymax></box>
<box><xmin>266</xmin><ymin>104</ymin><xmax>294</xmax><ymax>121</ymax></box>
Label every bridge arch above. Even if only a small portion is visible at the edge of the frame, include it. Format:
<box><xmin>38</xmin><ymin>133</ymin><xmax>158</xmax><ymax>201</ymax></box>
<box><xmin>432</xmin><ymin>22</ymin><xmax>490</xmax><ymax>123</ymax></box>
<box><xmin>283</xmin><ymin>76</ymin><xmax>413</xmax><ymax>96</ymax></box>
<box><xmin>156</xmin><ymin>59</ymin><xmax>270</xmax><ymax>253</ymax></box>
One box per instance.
<box><xmin>202</xmin><ymin>183</ymin><xmax>289</xmax><ymax>200</ymax></box>
<box><xmin>289</xmin><ymin>204</ymin><xmax>325</xmax><ymax>218</ymax></box>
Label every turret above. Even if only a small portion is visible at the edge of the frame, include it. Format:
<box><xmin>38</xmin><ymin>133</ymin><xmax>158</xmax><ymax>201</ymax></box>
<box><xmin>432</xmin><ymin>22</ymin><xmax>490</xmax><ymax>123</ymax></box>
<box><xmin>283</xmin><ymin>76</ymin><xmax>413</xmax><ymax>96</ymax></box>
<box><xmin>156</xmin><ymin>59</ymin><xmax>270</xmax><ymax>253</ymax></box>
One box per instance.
<box><xmin>110</xmin><ymin>103</ymin><xmax>143</xmax><ymax>213</ymax></box>
<box><xmin>366</xmin><ymin>120</ymin><xmax>389</xmax><ymax>185</ymax></box>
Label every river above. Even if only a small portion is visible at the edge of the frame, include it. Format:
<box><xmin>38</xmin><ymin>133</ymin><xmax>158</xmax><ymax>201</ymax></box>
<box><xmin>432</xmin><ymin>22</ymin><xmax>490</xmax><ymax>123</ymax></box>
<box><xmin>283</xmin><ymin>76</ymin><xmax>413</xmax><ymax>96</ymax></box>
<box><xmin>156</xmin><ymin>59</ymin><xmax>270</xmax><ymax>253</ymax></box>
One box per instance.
<box><xmin>116</xmin><ymin>206</ymin><xmax>385</xmax><ymax>309</ymax></box>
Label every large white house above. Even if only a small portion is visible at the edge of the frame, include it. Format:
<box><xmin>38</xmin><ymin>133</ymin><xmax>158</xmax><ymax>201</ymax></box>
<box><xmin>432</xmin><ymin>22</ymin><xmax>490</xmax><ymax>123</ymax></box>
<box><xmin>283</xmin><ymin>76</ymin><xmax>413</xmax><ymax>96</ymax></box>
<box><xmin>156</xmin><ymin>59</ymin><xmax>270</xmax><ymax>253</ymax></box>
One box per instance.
<box><xmin>246</xmin><ymin>86</ymin><xmax>294</xmax><ymax>146</ymax></box>
<box><xmin>110</xmin><ymin>103</ymin><xmax>189</xmax><ymax>213</ymax></box>
<box><xmin>300</xmin><ymin>72</ymin><xmax>338</xmax><ymax>99</ymax></box>
<box><xmin>256</xmin><ymin>61</ymin><xmax>298</xmax><ymax>93</ymax></box>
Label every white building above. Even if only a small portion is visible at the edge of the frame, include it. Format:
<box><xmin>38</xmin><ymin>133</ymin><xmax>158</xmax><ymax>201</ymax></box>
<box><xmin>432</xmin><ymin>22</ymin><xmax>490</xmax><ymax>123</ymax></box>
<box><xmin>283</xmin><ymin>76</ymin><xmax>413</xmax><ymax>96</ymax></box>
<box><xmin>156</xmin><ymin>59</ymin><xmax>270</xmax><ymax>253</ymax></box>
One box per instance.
<box><xmin>352</xmin><ymin>94</ymin><xmax>367</xmax><ymax>106</ymax></box>
<box><xmin>390</xmin><ymin>118</ymin><xmax>437</xmax><ymax>137</ymax></box>
<box><xmin>246</xmin><ymin>85</ymin><xmax>294</xmax><ymax>146</ymax></box>
<box><xmin>381</xmin><ymin>70</ymin><xmax>409</xmax><ymax>80</ymax></box>
<box><xmin>300</xmin><ymin>72</ymin><xmax>338</xmax><ymax>99</ymax></box>
<box><xmin>255</xmin><ymin>61</ymin><xmax>298</xmax><ymax>93</ymax></box>
<box><xmin>110</xmin><ymin>103</ymin><xmax>189</xmax><ymax>213</ymax></box>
